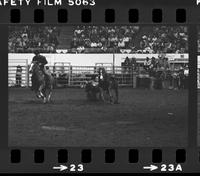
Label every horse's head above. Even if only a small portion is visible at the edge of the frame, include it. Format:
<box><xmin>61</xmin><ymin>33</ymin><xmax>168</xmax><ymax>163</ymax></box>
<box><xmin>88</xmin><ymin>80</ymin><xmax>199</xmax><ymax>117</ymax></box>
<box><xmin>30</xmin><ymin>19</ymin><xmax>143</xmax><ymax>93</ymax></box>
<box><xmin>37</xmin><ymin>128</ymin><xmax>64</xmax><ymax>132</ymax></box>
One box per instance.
<box><xmin>98</xmin><ymin>67</ymin><xmax>106</xmax><ymax>75</ymax></box>
<box><xmin>98</xmin><ymin>67</ymin><xmax>107</xmax><ymax>81</ymax></box>
<box><xmin>29</xmin><ymin>61</ymin><xmax>40</xmax><ymax>74</ymax></box>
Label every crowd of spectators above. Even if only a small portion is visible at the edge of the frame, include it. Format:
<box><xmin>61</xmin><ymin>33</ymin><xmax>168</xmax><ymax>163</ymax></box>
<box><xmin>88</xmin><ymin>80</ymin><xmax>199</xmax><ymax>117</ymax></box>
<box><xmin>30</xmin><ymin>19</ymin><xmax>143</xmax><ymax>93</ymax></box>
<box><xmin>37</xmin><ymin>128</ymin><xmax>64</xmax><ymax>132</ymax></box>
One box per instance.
<box><xmin>122</xmin><ymin>56</ymin><xmax>189</xmax><ymax>89</ymax></box>
<box><xmin>71</xmin><ymin>26</ymin><xmax>140</xmax><ymax>53</ymax></box>
<box><xmin>138</xmin><ymin>26</ymin><xmax>188</xmax><ymax>54</ymax></box>
<box><xmin>8</xmin><ymin>26</ymin><xmax>188</xmax><ymax>54</ymax></box>
<box><xmin>8</xmin><ymin>26</ymin><xmax>60</xmax><ymax>53</ymax></box>
<box><xmin>71</xmin><ymin>26</ymin><xmax>188</xmax><ymax>53</ymax></box>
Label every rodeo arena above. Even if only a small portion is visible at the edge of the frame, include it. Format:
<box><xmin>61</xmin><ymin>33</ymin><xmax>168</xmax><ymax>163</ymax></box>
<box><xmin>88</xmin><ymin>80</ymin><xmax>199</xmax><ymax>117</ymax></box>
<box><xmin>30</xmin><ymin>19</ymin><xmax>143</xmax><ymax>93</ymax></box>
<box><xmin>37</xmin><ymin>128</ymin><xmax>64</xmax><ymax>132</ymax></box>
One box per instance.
<box><xmin>9</xmin><ymin>26</ymin><xmax>188</xmax><ymax>146</ymax></box>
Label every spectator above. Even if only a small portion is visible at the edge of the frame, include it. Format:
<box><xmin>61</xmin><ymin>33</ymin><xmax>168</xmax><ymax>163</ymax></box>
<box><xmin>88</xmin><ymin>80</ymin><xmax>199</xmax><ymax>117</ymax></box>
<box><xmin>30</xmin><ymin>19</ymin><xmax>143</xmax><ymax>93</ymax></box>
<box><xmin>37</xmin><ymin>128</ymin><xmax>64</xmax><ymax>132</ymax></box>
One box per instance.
<box><xmin>16</xmin><ymin>65</ymin><xmax>22</xmax><ymax>87</ymax></box>
<box><xmin>144</xmin><ymin>57</ymin><xmax>151</xmax><ymax>71</ymax></box>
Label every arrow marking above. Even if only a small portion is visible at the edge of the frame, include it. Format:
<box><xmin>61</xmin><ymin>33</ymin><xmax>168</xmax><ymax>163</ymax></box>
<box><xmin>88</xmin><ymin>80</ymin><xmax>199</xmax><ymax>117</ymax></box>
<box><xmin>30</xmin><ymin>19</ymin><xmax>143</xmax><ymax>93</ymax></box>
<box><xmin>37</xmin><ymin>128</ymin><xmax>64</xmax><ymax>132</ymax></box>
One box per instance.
<box><xmin>53</xmin><ymin>165</ymin><xmax>68</xmax><ymax>171</ymax></box>
<box><xmin>143</xmin><ymin>165</ymin><xmax>158</xmax><ymax>171</ymax></box>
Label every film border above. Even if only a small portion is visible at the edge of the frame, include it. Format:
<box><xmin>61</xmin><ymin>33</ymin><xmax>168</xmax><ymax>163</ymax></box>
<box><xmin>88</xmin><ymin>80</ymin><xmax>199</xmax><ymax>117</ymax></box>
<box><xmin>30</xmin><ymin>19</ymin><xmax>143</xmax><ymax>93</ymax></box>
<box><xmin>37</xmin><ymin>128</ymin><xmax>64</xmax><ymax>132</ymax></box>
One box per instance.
<box><xmin>0</xmin><ymin>0</ymin><xmax>199</xmax><ymax>173</ymax></box>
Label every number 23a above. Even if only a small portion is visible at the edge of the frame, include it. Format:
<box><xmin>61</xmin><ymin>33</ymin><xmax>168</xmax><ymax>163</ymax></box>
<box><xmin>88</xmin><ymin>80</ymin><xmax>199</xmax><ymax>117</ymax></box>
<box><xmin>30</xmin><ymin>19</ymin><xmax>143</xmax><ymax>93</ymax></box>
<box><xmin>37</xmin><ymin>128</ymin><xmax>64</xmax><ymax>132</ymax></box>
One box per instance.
<box><xmin>161</xmin><ymin>164</ymin><xmax>182</xmax><ymax>172</ymax></box>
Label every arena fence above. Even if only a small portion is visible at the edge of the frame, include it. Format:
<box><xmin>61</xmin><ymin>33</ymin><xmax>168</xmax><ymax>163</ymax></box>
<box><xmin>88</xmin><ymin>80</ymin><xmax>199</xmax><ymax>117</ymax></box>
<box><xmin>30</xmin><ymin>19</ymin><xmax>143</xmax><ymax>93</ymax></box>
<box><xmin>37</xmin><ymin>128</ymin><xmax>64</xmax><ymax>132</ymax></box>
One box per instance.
<box><xmin>8</xmin><ymin>64</ymin><xmax>137</xmax><ymax>88</ymax></box>
<box><xmin>8</xmin><ymin>59</ymin><xmax>29</xmax><ymax>87</ymax></box>
<box><xmin>8</xmin><ymin>59</ymin><xmax>189</xmax><ymax>89</ymax></box>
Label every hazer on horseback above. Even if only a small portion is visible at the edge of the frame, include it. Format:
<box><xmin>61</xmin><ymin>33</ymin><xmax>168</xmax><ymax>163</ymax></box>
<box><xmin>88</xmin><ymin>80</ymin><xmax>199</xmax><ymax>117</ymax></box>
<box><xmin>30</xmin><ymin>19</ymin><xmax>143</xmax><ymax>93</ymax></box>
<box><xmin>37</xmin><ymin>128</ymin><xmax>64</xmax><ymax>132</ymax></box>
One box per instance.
<box><xmin>98</xmin><ymin>67</ymin><xmax>119</xmax><ymax>104</ymax></box>
<box><xmin>29</xmin><ymin>50</ymin><xmax>54</xmax><ymax>103</ymax></box>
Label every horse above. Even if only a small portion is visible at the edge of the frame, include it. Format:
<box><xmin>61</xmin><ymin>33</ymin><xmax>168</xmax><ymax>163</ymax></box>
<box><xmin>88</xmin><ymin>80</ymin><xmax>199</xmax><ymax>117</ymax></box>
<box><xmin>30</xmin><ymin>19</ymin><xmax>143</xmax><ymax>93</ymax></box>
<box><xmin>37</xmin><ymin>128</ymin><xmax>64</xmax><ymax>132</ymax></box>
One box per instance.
<box><xmin>29</xmin><ymin>61</ymin><xmax>54</xmax><ymax>104</ymax></box>
<box><xmin>98</xmin><ymin>67</ymin><xmax>119</xmax><ymax>104</ymax></box>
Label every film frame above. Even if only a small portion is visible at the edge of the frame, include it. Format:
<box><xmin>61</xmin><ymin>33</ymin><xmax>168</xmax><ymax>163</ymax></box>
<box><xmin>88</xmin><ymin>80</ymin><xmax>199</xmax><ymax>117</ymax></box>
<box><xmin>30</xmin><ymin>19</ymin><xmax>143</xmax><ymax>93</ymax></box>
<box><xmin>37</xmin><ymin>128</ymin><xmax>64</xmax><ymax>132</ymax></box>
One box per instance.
<box><xmin>0</xmin><ymin>0</ymin><xmax>200</xmax><ymax>173</ymax></box>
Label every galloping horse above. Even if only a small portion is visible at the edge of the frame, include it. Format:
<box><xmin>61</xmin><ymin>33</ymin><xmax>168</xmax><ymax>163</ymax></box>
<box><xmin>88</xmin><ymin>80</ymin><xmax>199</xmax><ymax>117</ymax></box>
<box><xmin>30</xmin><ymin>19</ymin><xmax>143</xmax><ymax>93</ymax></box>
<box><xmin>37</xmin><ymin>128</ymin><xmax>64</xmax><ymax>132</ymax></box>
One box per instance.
<box><xmin>29</xmin><ymin>61</ymin><xmax>54</xmax><ymax>104</ymax></box>
<box><xmin>98</xmin><ymin>67</ymin><xmax>119</xmax><ymax>104</ymax></box>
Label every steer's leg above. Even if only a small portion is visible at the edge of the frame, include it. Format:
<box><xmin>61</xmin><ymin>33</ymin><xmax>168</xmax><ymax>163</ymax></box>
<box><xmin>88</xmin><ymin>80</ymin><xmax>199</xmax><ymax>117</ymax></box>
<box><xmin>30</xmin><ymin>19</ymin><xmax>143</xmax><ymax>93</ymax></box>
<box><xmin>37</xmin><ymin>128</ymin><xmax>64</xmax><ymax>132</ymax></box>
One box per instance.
<box><xmin>39</xmin><ymin>87</ymin><xmax>44</xmax><ymax>98</ymax></box>
<box><xmin>47</xmin><ymin>90</ymin><xmax>52</xmax><ymax>102</ymax></box>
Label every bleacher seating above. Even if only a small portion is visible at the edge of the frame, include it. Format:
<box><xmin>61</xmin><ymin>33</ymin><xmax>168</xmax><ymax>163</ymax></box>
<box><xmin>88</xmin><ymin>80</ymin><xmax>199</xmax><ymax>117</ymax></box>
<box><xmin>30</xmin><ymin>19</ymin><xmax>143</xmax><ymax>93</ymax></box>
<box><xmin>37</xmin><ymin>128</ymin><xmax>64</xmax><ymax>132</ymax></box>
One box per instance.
<box><xmin>8</xmin><ymin>26</ymin><xmax>188</xmax><ymax>54</ymax></box>
<box><xmin>9</xmin><ymin>26</ymin><xmax>60</xmax><ymax>53</ymax></box>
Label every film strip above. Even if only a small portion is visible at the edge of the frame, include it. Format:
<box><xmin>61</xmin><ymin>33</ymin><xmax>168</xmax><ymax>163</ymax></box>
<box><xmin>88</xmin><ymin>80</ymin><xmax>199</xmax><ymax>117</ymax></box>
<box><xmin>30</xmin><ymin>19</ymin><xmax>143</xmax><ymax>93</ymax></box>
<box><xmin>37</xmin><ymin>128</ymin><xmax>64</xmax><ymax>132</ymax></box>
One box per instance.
<box><xmin>0</xmin><ymin>0</ymin><xmax>199</xmax><ymax>174</ymax></box>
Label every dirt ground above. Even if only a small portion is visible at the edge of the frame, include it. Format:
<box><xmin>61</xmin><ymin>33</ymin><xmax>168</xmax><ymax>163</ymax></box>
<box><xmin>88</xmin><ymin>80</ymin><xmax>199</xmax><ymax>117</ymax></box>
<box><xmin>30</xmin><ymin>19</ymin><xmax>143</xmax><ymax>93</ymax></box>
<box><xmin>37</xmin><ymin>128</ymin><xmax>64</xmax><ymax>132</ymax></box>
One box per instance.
<box><xmin>9</xmin><ymin>88</ymin><xmax>188</xmax><ymax>147</ymax></box>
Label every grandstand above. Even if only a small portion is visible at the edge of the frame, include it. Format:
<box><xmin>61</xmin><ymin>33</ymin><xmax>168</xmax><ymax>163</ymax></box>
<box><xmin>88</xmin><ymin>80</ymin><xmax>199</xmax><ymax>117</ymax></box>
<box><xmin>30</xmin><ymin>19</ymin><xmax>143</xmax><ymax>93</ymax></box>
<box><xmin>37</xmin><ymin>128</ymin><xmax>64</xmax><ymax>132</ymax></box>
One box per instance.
<box><xmin>8</xmin><ymin>26</ymin><xmax>188</xmax><ymax>54</ymax></box>
<box><xmin>8</xmin><ymin>26</ymin><xmax>60</xmax><ymax>53</ymax></box>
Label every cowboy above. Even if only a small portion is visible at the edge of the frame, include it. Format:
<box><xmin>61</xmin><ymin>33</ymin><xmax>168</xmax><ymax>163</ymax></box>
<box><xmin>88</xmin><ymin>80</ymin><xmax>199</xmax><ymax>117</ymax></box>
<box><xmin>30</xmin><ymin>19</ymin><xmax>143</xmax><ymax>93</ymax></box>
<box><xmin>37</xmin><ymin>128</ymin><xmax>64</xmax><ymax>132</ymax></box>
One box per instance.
<box><xmin>30</xmin><ymin>50</ymin><xmax>48</xmax><ymax>90</ymax></box>
<box><xmin>31</xmin><ymin>50</ymin><xmax>48</xmax><ymax>73</ymax></box>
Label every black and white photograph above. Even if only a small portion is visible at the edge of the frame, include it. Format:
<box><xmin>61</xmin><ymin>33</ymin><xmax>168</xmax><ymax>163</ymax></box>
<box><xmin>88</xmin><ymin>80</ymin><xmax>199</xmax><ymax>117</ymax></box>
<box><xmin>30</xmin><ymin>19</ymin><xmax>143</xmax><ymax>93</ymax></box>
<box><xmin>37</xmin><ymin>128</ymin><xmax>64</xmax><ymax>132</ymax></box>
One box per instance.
<box><xmin>8</xmin><ymin>25</ymin><xmax>188</xmax><ymax>147</ymax></box>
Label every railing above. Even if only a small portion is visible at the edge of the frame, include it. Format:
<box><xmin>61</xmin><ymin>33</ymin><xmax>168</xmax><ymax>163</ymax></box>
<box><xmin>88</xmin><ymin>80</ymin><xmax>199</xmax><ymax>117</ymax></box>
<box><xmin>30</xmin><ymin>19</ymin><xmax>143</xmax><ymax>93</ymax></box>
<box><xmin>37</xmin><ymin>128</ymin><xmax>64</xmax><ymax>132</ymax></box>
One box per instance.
<box><xmin>8</xmin><ymin>65</ymin><xmax>189</xmax><ymax>90</ymax></box>
<box><xmin>8</xmin><ymin>66</ymin><xmax>29</xmax><ymax>87</ymax></box>
<box><xmin>8</xmin><ymin>59</ymin><xmax>29</xmax><ymax>87</ymax></box>
<box><xmin>8</xmin><ymin>65</ymin><xmax>135</xmax><ymax>88</ymax></box>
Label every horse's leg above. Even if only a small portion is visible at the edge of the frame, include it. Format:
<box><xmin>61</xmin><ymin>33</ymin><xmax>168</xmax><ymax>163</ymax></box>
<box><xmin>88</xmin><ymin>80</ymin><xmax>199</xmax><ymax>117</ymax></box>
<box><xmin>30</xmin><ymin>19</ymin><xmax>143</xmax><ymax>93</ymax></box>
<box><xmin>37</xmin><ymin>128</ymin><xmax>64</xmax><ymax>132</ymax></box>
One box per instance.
<box><xmin>42</xmin><ymin>88</ymin><xmax>47</xmax><ymax>104</ymax></box>
<box><xmin>43</xmin><ymin>97</ymin><xmax>47</xmax><ymax>104</ymax></box>
<box><xmin>47</xmin><ymin>89</ymin><xmax>52</xmax><ymax>102</ymax></box>
<box><xmin>108</xmin><ymin>87</ymin><xmax>113</xmax><ymax>104</ymax></box>
<box><xmin>38</xmin><ymin>84</ymin><xmax>47</xmax><ymax>103</ymax></box>
<box><xmin>43</xmin><ymin>93</ymin><xmax>47</xmax><ymax>104</ymax></box>
<box><xmin>38</xmin><ymin>85</ymin><xmax>44</xmax><ymax>98</ymax></box>
<box><xmin>34</xmin><ymin>84</ymin><xmax>41</xmax><ymax>99</ymax></box>
<box><xmin>99</xmin><ymin>88</ymin><xmax>105</xmax><ymax>102</ymax></box>
<box><xmin>45</xmin><ymin>76</ymin><xmax>53</xmax><ymax>103</ymax></box>
<box><xmin>49</xmin><ymin>92</ymin><xmax>52</xmax><ymax>102</ymax></box>
<box><xmin>35</xmin><ymin>90</ymin><xmax>41</xmax><ymax>99</ymax></box>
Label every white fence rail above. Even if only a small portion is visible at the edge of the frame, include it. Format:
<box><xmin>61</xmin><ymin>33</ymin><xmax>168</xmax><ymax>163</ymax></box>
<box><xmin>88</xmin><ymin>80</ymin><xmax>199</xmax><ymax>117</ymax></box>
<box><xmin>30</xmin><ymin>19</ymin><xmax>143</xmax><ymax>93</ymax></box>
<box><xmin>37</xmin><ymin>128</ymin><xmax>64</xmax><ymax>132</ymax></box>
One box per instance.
<box><xmin>8</xmin><ymin>65</ymin><xmax>135</xmax><ymax>88</ymax></box>
<box><xmin>8</xmin><ymin>59</ymin><xmax>29</xmax><ymax>87</ymax></box>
